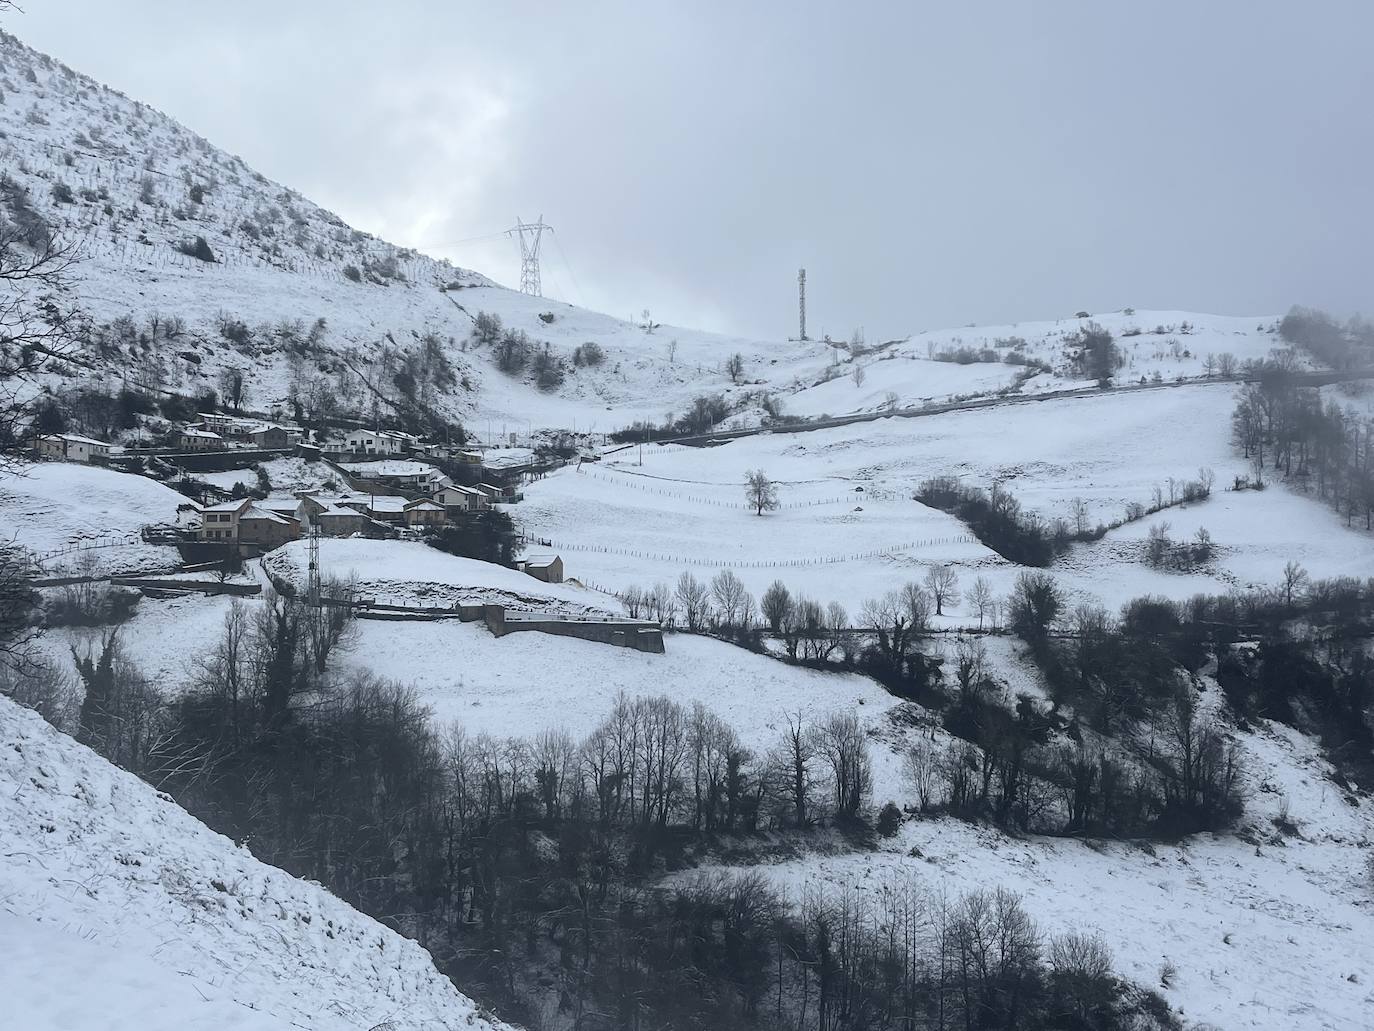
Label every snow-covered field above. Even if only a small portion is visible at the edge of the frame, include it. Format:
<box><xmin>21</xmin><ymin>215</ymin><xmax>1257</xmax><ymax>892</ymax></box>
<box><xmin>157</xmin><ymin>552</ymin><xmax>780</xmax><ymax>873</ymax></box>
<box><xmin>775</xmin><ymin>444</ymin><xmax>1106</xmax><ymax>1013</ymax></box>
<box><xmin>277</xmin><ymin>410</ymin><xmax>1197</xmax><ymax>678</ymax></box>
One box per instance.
<box><xmin>265</xmin><ymin>537</ymin><xmax>615</xmax><ymax>613</ymax></box>
<box><xmin>0</xmin><ymin>462</ymin><xmax>184</xmax><ymax>574</ymax></box>
<box><xmin>337</xmin><ymin>619</ymin><xmax>905</xmax><ymax>790</ymax></box>
<box><xmin>0</xmin><ymin>696</ymin><xmax>512</xmax><ymax>1031</ymax></box>
<box><xmin>521</xmin><ymin>384</ymin><xmax>1370</xmax><ymax>616</ymax></box>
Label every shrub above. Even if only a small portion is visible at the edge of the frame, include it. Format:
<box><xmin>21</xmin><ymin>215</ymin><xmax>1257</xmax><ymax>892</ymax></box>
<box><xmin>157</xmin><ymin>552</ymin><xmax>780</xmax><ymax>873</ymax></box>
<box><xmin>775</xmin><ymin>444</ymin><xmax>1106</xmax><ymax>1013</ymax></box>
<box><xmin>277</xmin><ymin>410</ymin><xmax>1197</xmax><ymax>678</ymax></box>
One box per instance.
<box><xmin>49</xmin><ymin>181</ymin><xmax>74</xmax><ymax>204</ymax></box>
<box><xmin>573</xmin><ymin>341</ymin><xmax>605</xmax><ymax>367</ymax></box>
<box><xmin>342</xmin><ymin>264</ymin><xmax>361</xmax><ymax>282</ymax></box>
<box><xmin>177</xmin><ymin>236</ymin><xmax>217</xmax><ymax>263</ymax></box>
<box><xmin>876</xmin><ymin>801</ymin><xmax>903</xmax><ymax>836</ymax></box>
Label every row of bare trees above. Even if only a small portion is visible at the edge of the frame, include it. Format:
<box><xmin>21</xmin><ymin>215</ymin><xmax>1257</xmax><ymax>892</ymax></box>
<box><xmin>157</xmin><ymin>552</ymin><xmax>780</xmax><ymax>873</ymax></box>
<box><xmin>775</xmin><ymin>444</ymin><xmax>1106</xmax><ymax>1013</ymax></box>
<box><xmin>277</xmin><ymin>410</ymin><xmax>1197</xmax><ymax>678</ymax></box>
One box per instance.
<box><xmin>1232</xmin><ymin>356</ymin><xmax>1374</xmax><ymax>527</ymax></box>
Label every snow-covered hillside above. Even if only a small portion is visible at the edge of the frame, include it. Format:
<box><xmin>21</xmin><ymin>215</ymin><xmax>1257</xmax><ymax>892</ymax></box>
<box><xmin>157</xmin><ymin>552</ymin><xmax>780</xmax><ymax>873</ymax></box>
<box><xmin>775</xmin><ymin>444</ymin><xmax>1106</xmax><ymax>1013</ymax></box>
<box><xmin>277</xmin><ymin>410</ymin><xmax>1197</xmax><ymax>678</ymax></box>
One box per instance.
<box><xmin>520</xmin><ymin>383</ymin><xmax>1374</xmax><ymax>616</ymax></box>
<box><xmin>0</xmin><ymin>461</ymin><xmax>185</xmax><ymax>574</ymax></box>
<box><xmin>0</xmin><ymin>31</ymin><xmax>1290</xmax><ymax>442</ymax></box>
<box><xmin>0</xmin><ymin>695</ymin><xmax>514</xmax><ymax>1031</ymax></box>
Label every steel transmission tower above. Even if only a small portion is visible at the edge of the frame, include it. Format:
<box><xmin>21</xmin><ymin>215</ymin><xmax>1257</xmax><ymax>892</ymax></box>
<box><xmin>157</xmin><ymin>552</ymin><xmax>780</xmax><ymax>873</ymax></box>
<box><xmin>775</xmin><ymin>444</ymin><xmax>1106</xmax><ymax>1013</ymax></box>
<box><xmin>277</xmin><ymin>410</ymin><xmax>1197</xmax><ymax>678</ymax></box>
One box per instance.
<box><xmin>508</xmin><ymin>216</ymin><xmax>552</xmax><ymax>296</ymax></box>
<box><xmin>798</xmin><ymin>268</ymin><xmax>808</xmax><ymax>341</ymax></box>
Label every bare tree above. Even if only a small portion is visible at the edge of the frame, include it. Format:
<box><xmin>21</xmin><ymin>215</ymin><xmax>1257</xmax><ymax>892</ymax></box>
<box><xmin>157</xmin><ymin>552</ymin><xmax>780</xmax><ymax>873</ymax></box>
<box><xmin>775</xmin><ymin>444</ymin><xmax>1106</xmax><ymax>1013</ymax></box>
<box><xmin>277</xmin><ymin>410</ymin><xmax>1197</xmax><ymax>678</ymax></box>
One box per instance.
<box><xmin>1281</xmin><ymin>560</ymin><xmax>1309</xmax><ymax>610</ymax></box>
<box><xmin>860</xmin><ymin>582</ymin><xmax>931</xmax><ymax>666</ymax></box>
<box><xmin>969</xmin><ymin>576</ymin><xmax>996</xmax><ymax>631</ymax></box>
<box><xmin>760</xmin><ymin>579</ymin><xmax>792</xmax><ymax>633</ymax></box>
<box><xmin>818</xmin><ymin>711</ymin><xmax>871</xmax><ymax>820</ymax></box>
<box><xmin>923</xmin><ymin>564</ymin><xmax>961</xmax><ymax>616</ymax></box>
<box><xmin>745</xmin><ymin>469</ymin><xmax>780</xmax><ymax>516</ymax></box>
<box><xmin>852</xmin><ymin>362</ymin><xmax>866</xmax><ymax>388</ymax></box>
<box><xmin>726</xmin><ymin>352</ymin><xmax>744</xmax><ymax>384</ymax></box>
<box><xmin>1</xmin><ymin>222</ymin><xmax>83</xmax><ymax>464</ymax></box>
<box><xmin>1070</xmin><ymin>497</ymin><xmax>1090</xmax><ymax>536</ymax></box>
<box><xmin>674</xmin><ymin>570</ymin><xmax>712</xmax><ymax>631</ymax></box>
<box><xmin>710</xmin><ymin>569</ymin><xmax>748</xmax><ymax>629</ymax></box>
<box><xmin>903</xmin><ymin>737</ymin><xmax>941</xmax><ymax>813</ymax></box>
<box><xmin>218</xmin><ymin>367</ymin><xmax>247</xmax><ymax>411</ymax></box>
<box><xmin>773</xmin><ymin>711</ymin><xmax>819</xmax><ymax>828</ymax></box>
<box><xmin>0</xmin><ymin>541</ymin><xmax>39</xmax><ymax>673</ymax></box>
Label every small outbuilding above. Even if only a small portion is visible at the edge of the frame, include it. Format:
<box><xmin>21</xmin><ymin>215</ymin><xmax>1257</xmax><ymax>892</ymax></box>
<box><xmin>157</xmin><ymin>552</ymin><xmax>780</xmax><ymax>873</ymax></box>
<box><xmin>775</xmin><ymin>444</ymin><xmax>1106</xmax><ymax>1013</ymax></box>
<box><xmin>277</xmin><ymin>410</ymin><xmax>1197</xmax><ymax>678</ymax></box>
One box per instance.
<box><xmin>519</xmin><ymin>553</ymin><xmax>564</xmax><ymax>584</ymax></box>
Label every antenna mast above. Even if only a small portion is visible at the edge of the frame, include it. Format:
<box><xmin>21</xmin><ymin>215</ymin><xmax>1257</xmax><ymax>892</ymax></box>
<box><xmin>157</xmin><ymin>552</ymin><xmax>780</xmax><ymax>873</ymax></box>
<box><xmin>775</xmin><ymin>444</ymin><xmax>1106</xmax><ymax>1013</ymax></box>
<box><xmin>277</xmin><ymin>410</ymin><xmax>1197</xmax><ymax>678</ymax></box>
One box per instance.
<box><xmin>798</xmin><ymin>268</ymin><xmax>808</xmax><ymax>341</ymax></box>
<box><xmin>507</xmin><ymin>216</ymin><xmax>552</xmax><ymax>296</ymax></box>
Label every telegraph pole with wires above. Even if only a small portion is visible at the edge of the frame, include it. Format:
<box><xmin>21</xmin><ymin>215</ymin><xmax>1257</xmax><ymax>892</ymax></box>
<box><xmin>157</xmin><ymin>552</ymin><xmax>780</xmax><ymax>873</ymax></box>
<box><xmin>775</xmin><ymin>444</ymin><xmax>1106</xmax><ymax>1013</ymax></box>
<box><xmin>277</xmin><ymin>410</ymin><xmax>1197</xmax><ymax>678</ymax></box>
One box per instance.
<box><xmin>507</xmin><ymin>216</ymin><xmax>552</xmax><ymax>296</ymax></box>
<box><xmin>307</xmin><ymin>520</ymin><xmax>325</xmax><ymax>669</ymax></box>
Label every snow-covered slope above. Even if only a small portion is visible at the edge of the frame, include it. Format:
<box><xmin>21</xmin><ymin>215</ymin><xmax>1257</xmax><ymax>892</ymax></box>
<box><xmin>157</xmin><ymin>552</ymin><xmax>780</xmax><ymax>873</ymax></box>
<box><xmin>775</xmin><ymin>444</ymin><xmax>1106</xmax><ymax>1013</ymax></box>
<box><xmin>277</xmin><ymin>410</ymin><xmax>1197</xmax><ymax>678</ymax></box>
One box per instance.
<box><xmin>692</xmin><ymin>712</ymin><xmax>1374</xmax><ymax>1031</ymax></box>
<box><xmin>0</xmin><ymin>31</ymin><xmax>1286</xmax><ymax>441</ymax></box>
<box><xmin>0</xmin><ymin>461</ymin><xmax>186</xmax><ymax>574</ymax></box>
<box><xmin>0</xmin><ymin>694</ymin><xmax>515</xmax><ymax>1031</ymax></box>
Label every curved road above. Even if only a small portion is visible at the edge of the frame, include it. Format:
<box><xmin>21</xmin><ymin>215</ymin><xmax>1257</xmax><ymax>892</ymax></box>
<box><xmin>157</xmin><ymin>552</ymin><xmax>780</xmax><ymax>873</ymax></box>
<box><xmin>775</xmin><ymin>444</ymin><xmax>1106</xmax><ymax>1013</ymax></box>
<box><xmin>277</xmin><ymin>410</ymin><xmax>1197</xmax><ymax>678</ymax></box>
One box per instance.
<box><xmin>635</xmin><ymin>367</ymin><xmax>1374</xmax><ymax>449</ymax></box>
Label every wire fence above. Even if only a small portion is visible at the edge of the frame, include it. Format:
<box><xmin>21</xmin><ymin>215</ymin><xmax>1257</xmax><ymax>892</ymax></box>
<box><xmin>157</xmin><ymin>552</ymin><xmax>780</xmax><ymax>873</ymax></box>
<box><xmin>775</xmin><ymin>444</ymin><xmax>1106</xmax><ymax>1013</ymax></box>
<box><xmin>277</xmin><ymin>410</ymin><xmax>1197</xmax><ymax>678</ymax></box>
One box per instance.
<box><xmin>544</xmin><ymin>535</ymin><xmax>974</xmax><ymax>570</ymax></box>
<box><xmin>576</xmin><ymin>468</ymin><xmax>905</xmax><ymax>511</ymax></box>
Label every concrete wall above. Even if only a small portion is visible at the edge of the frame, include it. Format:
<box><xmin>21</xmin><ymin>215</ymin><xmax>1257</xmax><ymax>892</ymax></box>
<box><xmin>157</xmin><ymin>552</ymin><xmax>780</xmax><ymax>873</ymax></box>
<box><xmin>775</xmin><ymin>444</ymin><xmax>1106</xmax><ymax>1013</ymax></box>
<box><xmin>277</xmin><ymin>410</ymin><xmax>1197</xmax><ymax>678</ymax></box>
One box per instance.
<box><xmin>483</xmin><ymin>605</ymin><xmax>664</xmax><ymax>653</ymax></box>
<box><xmin>110</xmin><ymin>577</ymin><xmax>262</xmax><ymax>597</ymax></box>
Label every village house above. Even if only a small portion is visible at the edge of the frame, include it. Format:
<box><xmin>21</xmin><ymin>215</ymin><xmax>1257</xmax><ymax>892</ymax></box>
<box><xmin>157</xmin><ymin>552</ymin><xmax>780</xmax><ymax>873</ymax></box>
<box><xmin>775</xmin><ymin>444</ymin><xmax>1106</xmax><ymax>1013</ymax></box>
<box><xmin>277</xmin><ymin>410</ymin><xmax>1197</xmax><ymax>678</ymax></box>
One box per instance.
<box><xmin>433</xmin><ymin>482</ymin><xmax>487</xmax><ymax>512</ymax></box>
<box><xmin>247</xmin><ymin>424</ymin><xmax>304</xmax><ymax>450</ymax></box>
<box><xmin>342</xmin><ymin>460</ymin><xmax>441</xmax><ymax>493</ymax></box>
<box><xmin>337</xmin><ymin>494</ymin><xmax>446</xmax><ymax>528</ymax></box>
<box><xmin>519</xmin><ymin>553</ymin><xmax>564</xmax><ymax>584</ymax></box>
<box><xmin>197</xmin><ymin>412</ymin><xmax>236</xmax><ymax>434</ymax></box>
<box><xmin>476</xmin><ymin>481</ymin><xmax>523</xmax><ymax>504</ymax></box>
<box><xmin>198</xmin><ymin>413</ymin><xmax>260</xmax><ymax>438</ymax></box>
<box><xmin>196</xmin><ymin>497</ymin><xmax>252</xmax><ymax>541</ymax></box>
<box><xmin>333</xmin><ymin>428</ymin><xmax>412</xmax><ymax>456</ymax></box>
<box><xmin>195</xmin><ymin>498</ymin><xmax>300</xmax><ymax>548</ymax></box>
<box><xmin>178</xmin><ymin>428</ymin><xmax>225</xmax><ymax>451</ymax></box>
<box><xmin>35</xmin><ymin>433</ymin><xmax>112</xmax><ymax>464</ymax></box>
<box><xmin>401</xmin><ymin>499</ymin><xmax>446</xmax><ymax>528</ymax></box>
<box><xmin>256</xmin><ymin>498</ymin><xmax>306</xmax><ymax>523</ymax></box>
<box><xmin>237</xmin><ymin>507</ymin><xmax>301</xmax><ymax>549</ymax></box>
<box><xmin>293</xmin><ymin>493</ymin><xmax>375</xmax><ymax>537</ymax></box>
<box><xmin>455</xmin><ymin>448</ymin><xmax>484</xmax><ymax>465</ymax></box>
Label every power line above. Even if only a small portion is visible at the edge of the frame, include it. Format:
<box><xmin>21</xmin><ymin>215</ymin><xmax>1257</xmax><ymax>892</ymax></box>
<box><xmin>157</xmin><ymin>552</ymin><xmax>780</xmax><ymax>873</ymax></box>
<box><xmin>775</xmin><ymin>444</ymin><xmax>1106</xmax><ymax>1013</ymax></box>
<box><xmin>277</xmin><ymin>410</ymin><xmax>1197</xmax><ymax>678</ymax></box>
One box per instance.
<box><xmin>410</xmin><ymin>229</ymin><xmax>510</xmax><ymax>250</ymax></box>
<box><xmin>550</xmin><ymin>229</ymin><xmax>586</xmax><ymax>308</ymax></box>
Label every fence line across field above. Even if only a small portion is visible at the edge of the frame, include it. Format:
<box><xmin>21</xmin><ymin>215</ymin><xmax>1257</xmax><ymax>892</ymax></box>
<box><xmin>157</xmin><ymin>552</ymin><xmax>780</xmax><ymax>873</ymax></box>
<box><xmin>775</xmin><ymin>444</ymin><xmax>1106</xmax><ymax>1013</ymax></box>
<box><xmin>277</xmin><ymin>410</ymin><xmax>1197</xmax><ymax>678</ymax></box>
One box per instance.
<box><xmin>580</xmin><ymin>468</ymin><xmax>905</xmax><ymax>510</ymax></box>
<box><xmin>542</xmin><ymin>535</ymin><xmax>974</xmax><ymax>570</ymax></box>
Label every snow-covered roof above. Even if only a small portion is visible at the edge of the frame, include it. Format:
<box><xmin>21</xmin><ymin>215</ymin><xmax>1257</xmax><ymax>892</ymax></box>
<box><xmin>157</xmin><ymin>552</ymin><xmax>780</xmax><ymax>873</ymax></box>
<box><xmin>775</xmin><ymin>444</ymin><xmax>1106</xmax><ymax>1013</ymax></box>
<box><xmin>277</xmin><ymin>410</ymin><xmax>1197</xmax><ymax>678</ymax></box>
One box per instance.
<box><xmin>202</xmin><ymin>498</ymin><xmax>252</xmax><ymax>513</ymax></box>
<box><xmin>342</xmin><ymin>460</ymin><xmax>437</xmax><ymax>478</ymax></box>
<box><xmin>358</xmin><ymin>496</ymin><xmax>410</xmax><ymax>514</ymax></box>
<box><xmin>239</xmin><ymin>506</ymin><xmax>293</xmax><ymax>524</ymax></box>
<box><xmin>523</xmin><ymin>552</ymin><xmax>561</xmax><ymax>567</ymax></box>
<box><xmin>257</xmin><ymin>498</ymin><xmax>303</xmax><ymax>514</ymax></box>
<box><xmin>58</xmin><ymin>433</ymin><xmax>110</xmax><ymax>447</ymax></box>
<box><xmin>180</xmin><ymin>428</ymin><xmax>223</xmax><ymax>439</ymax></box>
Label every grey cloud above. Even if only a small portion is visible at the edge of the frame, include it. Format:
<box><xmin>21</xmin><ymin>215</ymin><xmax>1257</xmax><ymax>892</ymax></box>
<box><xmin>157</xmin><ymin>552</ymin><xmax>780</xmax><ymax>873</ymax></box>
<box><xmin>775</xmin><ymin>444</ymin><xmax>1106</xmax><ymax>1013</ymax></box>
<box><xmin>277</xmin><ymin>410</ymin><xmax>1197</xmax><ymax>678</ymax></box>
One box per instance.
<box><xmin>16</xmin><ymin>0</ymin><xmax>1374</xmax><ymax>339</ymax></box>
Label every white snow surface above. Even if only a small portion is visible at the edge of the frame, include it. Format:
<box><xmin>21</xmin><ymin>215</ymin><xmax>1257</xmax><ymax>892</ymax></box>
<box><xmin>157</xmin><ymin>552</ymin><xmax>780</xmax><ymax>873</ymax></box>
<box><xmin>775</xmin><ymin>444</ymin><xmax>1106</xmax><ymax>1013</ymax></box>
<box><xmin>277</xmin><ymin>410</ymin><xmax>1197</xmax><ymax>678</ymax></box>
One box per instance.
<box><xmin>0</xmin><ymin>695</ymin><xmax>515</xmax><ymax>1031</ymax></box>
<box><xmin>264</xmin><ymin>537</ymin><xmax>615</xmax><ymax>613</ymax></box>
<box><xmin>0</xmin><ymin>462</ymin><xmax>184</xmax><ymax>574</ymax></box>
<box><xmin>521</xmin><ymin>384</ymin><xmax>1374</xmax><ymax>616</ymax></box>
<box><xmin>687</xmin><ymin>712</ymin><xmax>1374</xmax><ymax>1031</ymax></box>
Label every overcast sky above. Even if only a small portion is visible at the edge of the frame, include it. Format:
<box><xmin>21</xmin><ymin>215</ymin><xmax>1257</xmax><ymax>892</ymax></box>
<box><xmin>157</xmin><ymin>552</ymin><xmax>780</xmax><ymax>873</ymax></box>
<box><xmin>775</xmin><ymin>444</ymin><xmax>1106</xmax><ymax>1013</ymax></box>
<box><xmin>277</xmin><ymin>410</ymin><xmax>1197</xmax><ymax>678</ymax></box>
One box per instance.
<box><xmin>15</xmin><ymin>2</ymin><xmax>1374</xmax><ymax>340</ymax></box>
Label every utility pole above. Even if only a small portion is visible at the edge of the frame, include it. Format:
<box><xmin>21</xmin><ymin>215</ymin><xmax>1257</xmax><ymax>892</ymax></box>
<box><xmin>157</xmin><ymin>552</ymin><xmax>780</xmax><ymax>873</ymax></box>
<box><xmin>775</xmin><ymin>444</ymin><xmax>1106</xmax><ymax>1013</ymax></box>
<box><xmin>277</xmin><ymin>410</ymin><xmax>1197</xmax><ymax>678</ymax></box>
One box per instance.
<box><xmin>507</xmin><ymin>216</ymin><xmax>552</xmax><ymax>296</ymax></box>
<box><xmin>798</xmin><ymin>268</ymin><xmax>808</xmax><ymax>341</ymax></box>
<box><xmin>307</xmin><ymin>520</ymin><xmax>325</xmax><ymax>669</ymax></box>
